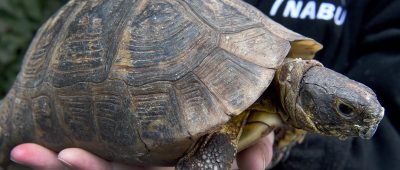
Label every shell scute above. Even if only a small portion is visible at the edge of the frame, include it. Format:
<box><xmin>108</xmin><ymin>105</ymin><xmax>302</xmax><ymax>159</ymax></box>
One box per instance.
<box><xmin>174</xmin><ymin>73</ymin><xmax>229</xmax><ymax>136</ymax></box>
<box><xmin>128</xmin><ymin>81</ymin><xmax>188</xmax><ymax>151</ymax></box>
<box><xmin>32</xmin><ymin>95</ymin><xmax>69</xmax><ymax>147</ymax></box>
<box><xmin>111</xmin><ymin>0</ymin><xmax>218</xmax><ymax>86</ymax></box>
<box><xmin>194</xmin><ymin>49</ymin><xmax>275</xmax><ymax>116</ymax></box>
<box><xmin>183</xmin><ymin>0</ymin><xmax>259</xmax><ymax>32</ymax></box>
<box><xmin>17</xmin><ymin>1</ymin><xmax>80</xmax><ymax>88</ymax></box>
<box><xmin>48</xmin><ymin>0</ymin><xmax>138</xmax><ymax>87</ymax></box>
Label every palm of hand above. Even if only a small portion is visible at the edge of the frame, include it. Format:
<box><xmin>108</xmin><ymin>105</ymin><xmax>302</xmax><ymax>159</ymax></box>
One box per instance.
<box><xmin>10</xmin><ymin>134</ymin><xmax>273</xmax><ymax>170</ymax></box>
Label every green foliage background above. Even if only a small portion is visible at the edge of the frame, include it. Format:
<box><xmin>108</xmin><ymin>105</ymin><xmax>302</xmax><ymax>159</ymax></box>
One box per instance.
<box><xmin>0</xmin><ymin>0</ymin><xmax>65</xmax><ymax>98</ymax></box>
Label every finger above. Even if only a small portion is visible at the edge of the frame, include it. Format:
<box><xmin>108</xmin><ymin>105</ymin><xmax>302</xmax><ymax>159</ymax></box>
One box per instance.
<box><xmin>58</xmin><ymin>148</ymin><xmax>137</xmax><ymax>170</ymax></box>
<box><xmin>236</xmin><ymin>133</ymin><xmax>274</xmax><ymax>170</ymax></box>
<box><xmin>59</xmin><ymin>148</ymin><xmax>175</xmax><ymax>170</ymax></box>
<box><xmin>146</xmin><ymin>167</ymin><xmax>175</xmax><ymax>170</ymax></box>
<box><xmin>231</xmin><ymin>159</ymin><xmax>239</xmax><ymax>170</ymax></box>
<box><xmin>10</xmin><ymin>143</ymin><xmax>65</xmax><ymax>170</ymax></box>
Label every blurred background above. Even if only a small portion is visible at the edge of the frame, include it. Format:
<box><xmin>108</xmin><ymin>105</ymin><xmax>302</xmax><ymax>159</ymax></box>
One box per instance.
<box><xmin>0</xmin><ymin>0</ymin><xmax>66</xmax><ymax>98</ymax></box>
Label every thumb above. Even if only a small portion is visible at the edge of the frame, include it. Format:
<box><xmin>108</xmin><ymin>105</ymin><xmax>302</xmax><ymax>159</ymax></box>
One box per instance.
<box><xmin>236</xmin><ymin>133</ymin><xmax>274</xmax><ymax>170</ymax></box>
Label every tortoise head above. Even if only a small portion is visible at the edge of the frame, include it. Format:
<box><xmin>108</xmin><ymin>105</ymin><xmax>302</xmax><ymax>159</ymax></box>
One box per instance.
<box><xmin>276</xmin><ymin>59</ymin><xmax>384</xmax><ymax>139</ymax></box>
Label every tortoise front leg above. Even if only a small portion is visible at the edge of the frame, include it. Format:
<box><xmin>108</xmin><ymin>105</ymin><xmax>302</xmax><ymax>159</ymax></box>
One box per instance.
<box><xmin>177</xmin><ymin>110</ymin><xmax>250</xmax><ymax>170</ymax></box>
<box><xmin>176</xmin><ymin>132</ymin><xmax>237</xmax><ymax>170</ymax></box>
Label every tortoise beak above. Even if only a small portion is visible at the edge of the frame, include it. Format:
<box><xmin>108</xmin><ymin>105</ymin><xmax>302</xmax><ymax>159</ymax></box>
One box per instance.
<box><xmin>359</xmin><ymin>107</ymin><xmax>385</xmax><ymax>139</ymax></box>
<box><xmin>359</xmin><ymin>124</ymin><xmax>378</xmax><ymax>139</ymax></box>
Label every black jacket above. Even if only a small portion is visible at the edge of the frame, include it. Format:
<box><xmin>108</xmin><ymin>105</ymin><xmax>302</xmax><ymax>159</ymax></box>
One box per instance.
<box><xmin>244</xmin><ymin>0</ymin><xmax>400</xmax><ymax>169</ymax></box>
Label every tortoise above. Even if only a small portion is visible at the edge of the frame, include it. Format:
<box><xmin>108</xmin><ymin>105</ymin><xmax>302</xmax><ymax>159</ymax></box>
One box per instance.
<box><xmin>0</xmin><ymin>0</ymin><xmax>384</xmax><ymax>169</ymax></box>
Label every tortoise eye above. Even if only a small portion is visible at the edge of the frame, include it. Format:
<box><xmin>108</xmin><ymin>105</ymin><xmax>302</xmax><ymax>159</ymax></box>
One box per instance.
<box><xmin>337</xmin><ymin>102</ymin><xmax>355</xmax><ymax>118</ymax></box>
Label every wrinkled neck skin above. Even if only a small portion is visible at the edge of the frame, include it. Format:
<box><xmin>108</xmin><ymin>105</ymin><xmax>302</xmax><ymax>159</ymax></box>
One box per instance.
<box><xmin>274</xmin><ymin>58</ymin><xmax>322</xmax><ymax>132</ymax></box>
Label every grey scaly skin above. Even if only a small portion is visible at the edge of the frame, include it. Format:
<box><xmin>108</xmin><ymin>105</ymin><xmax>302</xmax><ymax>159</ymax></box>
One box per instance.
<box><xmin>275</xmin><ymin>59</ymin><xmax>384</xmax><ymax>140</ymax></box>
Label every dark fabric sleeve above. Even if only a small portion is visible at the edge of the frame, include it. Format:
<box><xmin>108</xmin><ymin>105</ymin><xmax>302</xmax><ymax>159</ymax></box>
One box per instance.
<box><xmin>347</xmin><ymin>0</ymin><xmax>400</xmax><ymax>132</ymax></box>
<box><xmin>271</xmin><ymin>0</ymin><xmax>400</xmax><ymax>170</ymax></box>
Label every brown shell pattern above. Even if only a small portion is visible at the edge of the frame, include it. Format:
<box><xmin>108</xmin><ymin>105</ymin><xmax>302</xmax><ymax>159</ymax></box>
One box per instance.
<box><xmin>11</xmin><ymin>0</ymin><xmax>302</xmax><ymax>165</ymax></box>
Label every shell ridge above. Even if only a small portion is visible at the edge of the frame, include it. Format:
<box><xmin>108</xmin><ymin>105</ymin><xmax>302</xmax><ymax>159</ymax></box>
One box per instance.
<box><xmin>106</xmin><ymin>0</ymin><xmax>145</xmax><ymax>80</ymax></box>
<box><xmin>178</xmin><ymin>0</ymin><xmax>219</xmax><ymax>31</ymax></box>
<box><xmin>17</xmin><ymin>1</ymin><xmax>86</xmax><ymax>88</ymax></box>
<box><xmin>191</xmin><ymin>49</ymin><xmax>244</xmax><ymax>117</ymax></box>
<box><xmin>46</xmin><ymin>1</ymin><xmax>94</xmax><ymax>87</ymax></box>
<box><xmin>221</xmin><ymin>49</ymin><xmax>267</xmax><ymax>80</ymax></box>
<box><xmin>48</xmin><ymin>0</ymin><xmax>142</xmax><ymax>87</ymax></box>
<box><xmin>182</xmin><ymin>0</ymin><xmax>260</xmax><ymax>33</ymax></box>
<box><xmin>110</xmin><ymin>0</ymin><xmax>218</xmax><ymax>87</ymax></box>
<box><xmin>219</xmin><ymin>27</ymin><xmax>291</xmax><ymax>69</ymax></box>
<box><xmin>190</xmin><ymin>71</ymin><xmax>232</xmax><ymax>118</ymax></box>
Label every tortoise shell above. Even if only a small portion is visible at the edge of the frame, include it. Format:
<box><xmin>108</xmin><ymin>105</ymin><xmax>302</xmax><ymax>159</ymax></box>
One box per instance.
<box><xmin>8</xmin><ymin>0</ymin><xmax>319</xmax><ymax>165</ymax></box>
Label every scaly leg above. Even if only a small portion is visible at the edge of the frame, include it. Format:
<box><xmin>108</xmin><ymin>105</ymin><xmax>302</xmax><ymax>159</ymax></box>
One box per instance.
<box><xmin>176</xmin><ymin>111</ymin><xmax>250</xmax><ymax>170</ymax></box>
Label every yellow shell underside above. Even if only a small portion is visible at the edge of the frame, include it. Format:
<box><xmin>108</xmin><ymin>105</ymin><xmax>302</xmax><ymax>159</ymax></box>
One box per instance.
<box><xmin>221</xmin><ymin>98</ymin><xmax>284</xmax><ymax>152</ymax></box>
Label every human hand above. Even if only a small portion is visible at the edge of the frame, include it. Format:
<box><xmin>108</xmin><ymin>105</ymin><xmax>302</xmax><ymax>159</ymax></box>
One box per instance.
<box><xmin>10</xmin><ymin>133</ymin><xmax>274</xmax><ymax>170</ymax></box>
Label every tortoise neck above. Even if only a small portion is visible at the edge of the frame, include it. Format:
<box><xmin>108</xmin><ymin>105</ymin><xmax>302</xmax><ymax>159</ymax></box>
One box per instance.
<box><xmin>274</xmin><ymin>58</ymin><xmax>322</xmax><ymax>130</ymax></box>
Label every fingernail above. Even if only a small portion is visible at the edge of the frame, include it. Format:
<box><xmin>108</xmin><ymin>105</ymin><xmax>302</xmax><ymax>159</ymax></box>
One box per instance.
<box><xmin>10</xmin><ymin>157</ymin><xmax>20</xmax><ymax>164</ymax></box>
<box><xmin>58</xmin><ymin>157</ymin><xmax>73</xmax><ymax>169</ymax></box>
